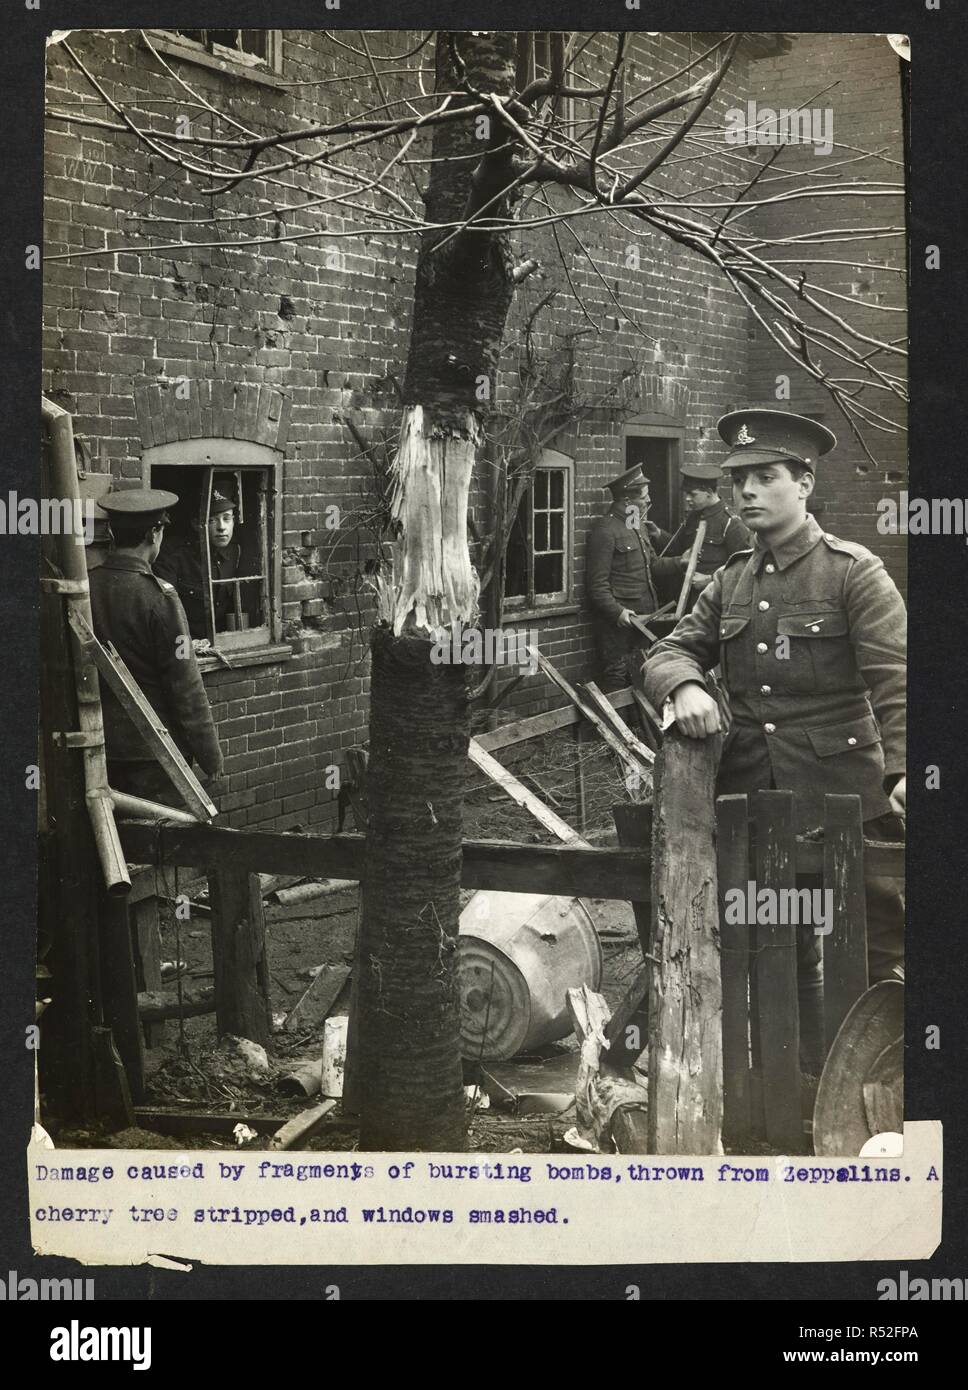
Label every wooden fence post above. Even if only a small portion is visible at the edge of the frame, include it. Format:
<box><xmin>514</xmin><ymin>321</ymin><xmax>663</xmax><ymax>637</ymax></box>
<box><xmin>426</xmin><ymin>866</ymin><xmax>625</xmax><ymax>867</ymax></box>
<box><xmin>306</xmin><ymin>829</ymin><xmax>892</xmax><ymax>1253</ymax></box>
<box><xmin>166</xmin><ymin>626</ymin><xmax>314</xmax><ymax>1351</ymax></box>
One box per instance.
<box><xmin>648</xmin><ymin>728</ymin><xmax>723</xmax><ymax>1153</ymax></box>
<box><xmin>716</xmin><ymin>794</ymin><xmax>751</xmax><ymax>1151</ymax></box>
<box><xmin>822</xmin><ymin>794</ymin><xmax>868</xmax><ymax>1050</ymax></box>
<box><xmin>753</xmin><ymin>789</ymin><xmax>802</xmax><ymax>1153</ymax></box>
<box><xmin>209</xmin><ymin>865</ymin><xmax>271</xmax><ymax>1045</ymax></box>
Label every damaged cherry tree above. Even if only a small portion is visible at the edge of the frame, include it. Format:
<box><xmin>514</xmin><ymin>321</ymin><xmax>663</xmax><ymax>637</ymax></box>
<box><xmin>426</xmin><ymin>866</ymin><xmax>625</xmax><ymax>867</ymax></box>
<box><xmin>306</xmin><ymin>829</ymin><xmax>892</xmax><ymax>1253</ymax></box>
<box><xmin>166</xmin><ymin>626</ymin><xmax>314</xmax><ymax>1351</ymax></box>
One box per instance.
<box><xmin>357</xmin><ymin>34</ymin><xmax>520</xmax><ymax>1150</ymax></box>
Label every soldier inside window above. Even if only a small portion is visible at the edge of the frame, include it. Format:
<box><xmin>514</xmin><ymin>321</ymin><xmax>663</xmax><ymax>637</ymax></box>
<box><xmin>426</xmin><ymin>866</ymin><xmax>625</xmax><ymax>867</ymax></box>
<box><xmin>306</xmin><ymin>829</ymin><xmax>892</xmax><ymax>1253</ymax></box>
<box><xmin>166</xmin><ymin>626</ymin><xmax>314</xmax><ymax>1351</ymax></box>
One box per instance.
<box><xmin>155</xmin><ymin>477</ymin><xmax>246</xmax><ymax>641</ymax></box>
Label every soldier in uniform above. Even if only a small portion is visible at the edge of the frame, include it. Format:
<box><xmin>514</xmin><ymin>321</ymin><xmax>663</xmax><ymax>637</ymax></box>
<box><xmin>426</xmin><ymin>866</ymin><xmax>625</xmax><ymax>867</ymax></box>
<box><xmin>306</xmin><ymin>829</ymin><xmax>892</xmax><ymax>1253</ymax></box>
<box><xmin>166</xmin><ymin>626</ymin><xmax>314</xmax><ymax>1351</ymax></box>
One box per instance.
<box><xmin>643</xmin><ymin>409</ymin><xmax>906</xmax><ymax>1072</ymax></box>
<box><xmin>154</xmin><ymin>481</ymin><xmax>243</xmax><ymax>641</ymax></box>
<box><xmin>660</xmin><ymin>462</ymin><xmax>750</xmax><ymax>610</ymax></box>
<box><xmin>90</xmin><ymin>488</ymin><xmax>223</xmax><ymax>806</ymax></box>
<box><xmin>585</xmin><ymin>464</ymin><xmax>687</xmax><ymax>689</ymax></box>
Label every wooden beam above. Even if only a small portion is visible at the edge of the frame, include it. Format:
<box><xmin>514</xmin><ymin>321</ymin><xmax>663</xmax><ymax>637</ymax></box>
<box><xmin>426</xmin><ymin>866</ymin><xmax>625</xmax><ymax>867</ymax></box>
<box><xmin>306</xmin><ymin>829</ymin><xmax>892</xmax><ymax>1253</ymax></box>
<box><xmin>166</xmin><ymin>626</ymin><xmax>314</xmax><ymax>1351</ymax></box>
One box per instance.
<box><xmin>527</xmin><ymin>647</ymin><xmax>650</xmax><ymax>778</ymax></box>
<box><xmin>648</xmin><ymin>728</ymin><xmax>723</xmax><ymax>1154</ymax></box>
<box><xmin>717</xmin><ymin>794</ymin><xmax>752</xmax><ymax>1151</ymax></box>
<box><xmin>134</xmin><ymin>1107</ymin><xmax>289</xmax><ymax>1138</ymax></box>
<box><xmin>67</xmin><ymin>607</ymin><xmax>216</xmax><ymax>823</ymax></box>
<box><xmin>675</xmin><ymin>519</ymin><xmax>707</xmax><ymax>620</ymax></box>
<box><xmin>822</xmin><ymin>794</ymin><xmax>869</xmax><ymax>1051</ymax></box>
<box><xmin>468</xmin><ymin>737</ymin><xmax>586</xmax><ymax>845</ymax></box>
<box><xmin>118</xmin><ymin>823</ymin><xmax>652</xmax><ymax>902</ymax></box>
<box><xmin>581</xmin><ymin>681</ymin><xmax>655</xmax><ymax>767</ymax></box>
<box><xmin>475</xmin><ymin>687</ymin><xmax>636</xmax><ymax>754</ymax></box>
<box><xmin>753</xmin><ymin>790</ymin><xmax>803</xmax><ymax>1153</ymax></box>
<box><xmin>209</xmin><ymin>865</ymin><xmax>271</xmax><ymax>1046</ymax></box>
<box><xmin>269</xmin><ymin>1100</ymin><xmax>337</xmax><ymax>1151</ymax></box>
<box><xmin>138</xmin><ymin>984</ymin><xmax>216</xmax><ymax>1023</ymax></box>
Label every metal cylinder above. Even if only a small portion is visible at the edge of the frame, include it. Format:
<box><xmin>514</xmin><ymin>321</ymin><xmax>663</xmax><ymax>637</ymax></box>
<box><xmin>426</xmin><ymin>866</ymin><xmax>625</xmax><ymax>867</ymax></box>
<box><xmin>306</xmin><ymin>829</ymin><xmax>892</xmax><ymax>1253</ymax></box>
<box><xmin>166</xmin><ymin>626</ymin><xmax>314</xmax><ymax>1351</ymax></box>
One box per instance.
<box><xmin>458</xmin><ymin>891</ymin><xmax>602</xmax><ymax>1061</ymax></box>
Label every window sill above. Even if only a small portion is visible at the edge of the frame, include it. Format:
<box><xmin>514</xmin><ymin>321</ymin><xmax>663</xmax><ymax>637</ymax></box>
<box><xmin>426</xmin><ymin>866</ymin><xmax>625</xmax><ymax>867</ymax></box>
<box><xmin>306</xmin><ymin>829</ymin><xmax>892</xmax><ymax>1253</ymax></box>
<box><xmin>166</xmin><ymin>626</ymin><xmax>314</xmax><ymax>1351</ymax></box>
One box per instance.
<box><xmin>198</xmin><ymin>642</ymin><xmax>292</xmax><ymax>674</ymax></box>
<box><xmin>502</xmin><ymin>602</ymin><xmax>581</xmax><ymax>623</ymax></box>
<box><xmin>144</xmin><ymin>35</ymin><xmax>287</xmax><ymax>90</ymax></box>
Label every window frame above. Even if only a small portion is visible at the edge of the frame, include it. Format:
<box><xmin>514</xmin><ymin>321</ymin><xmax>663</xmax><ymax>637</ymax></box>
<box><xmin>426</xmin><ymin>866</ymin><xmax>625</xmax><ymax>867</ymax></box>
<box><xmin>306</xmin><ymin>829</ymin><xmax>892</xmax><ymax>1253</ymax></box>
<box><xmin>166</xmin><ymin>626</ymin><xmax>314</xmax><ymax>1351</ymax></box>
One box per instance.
<box><xmin>503</xmin><ymin>448</ymin><xmax>576</xmax><ymax>618</ymax></box>
<box><xmin>148</xmin><ymin>29</ymin><xmax>284</xmax><ymax>85</ymax></box>
<box><xmin>528</xmin><ymin>32</ymin><xmax>577</xmax><ymax>135</ymax></box>
<box><xmin>143</xmin><ymin>438</ymin><xmax>287</xmax><ymax>666</ymax></box>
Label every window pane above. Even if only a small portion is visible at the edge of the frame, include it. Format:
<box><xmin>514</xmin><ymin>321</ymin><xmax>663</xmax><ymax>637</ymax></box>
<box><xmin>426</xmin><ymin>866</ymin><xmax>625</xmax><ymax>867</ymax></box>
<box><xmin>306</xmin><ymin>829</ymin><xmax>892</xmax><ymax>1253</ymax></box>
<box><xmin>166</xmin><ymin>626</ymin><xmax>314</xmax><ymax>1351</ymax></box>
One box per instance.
<box><xmin>505</xmin><ymin>502</ymin><xmax>528</xmax><ymax>598</ymax></box>
<box><xmin>240</xmin><ymin>30</ymin><xmax>269</xmax><ymax>59</ymax></box>
<box><xmin>533</xmin><ymin>469</ymin><xmax>548</xmax><ymax>507</ymax></box>
<box><xmin>174</xmin><ymin>30</ymin><xmax>205</xmax><ymax>44</ymax></box>
<box><xmin>549</xmin><ymin>512</ymin><xmax>564</xmax><ymax>550</ymax></box>
<box><xmin>534</xmin><ymin>553</ymin><xmax>563</xmax><ymax>595</ymax></box>
<box><xmin>534</xmin><ymin>511</ymin><xmax>548</xmax><ymax>552</ymax></box>
<box><xmin>549</xmin><ymin>469</ymin><xmax>564</xmax><ymax>508</ymax></box>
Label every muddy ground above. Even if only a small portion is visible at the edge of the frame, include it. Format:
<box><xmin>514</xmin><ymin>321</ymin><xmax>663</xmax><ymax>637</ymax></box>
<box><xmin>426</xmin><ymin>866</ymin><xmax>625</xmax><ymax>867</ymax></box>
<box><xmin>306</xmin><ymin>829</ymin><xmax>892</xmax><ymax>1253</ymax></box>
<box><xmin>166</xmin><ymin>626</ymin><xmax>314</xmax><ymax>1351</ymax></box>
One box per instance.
<box><xmin>54</xmin><ymin>728</ymin><xmax>653</xmax><ymax>1155</ymax></box>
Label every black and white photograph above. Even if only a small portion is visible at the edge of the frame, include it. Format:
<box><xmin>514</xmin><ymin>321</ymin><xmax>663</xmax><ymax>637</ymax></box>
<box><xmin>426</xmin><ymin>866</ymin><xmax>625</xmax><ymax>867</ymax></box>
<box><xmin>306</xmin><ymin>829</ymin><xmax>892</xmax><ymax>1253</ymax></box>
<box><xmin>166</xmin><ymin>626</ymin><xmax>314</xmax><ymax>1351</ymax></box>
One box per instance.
<box><xmin>34</xmin><ymin>25</ymin><xmax>911</xmax><ymax>1170</ymax></box>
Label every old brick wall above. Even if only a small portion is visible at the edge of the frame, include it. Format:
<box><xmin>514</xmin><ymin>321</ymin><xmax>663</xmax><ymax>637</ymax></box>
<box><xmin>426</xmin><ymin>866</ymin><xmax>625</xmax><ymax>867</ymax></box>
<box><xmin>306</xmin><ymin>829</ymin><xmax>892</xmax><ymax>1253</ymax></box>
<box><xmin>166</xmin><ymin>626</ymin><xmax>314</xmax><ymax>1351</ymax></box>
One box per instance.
<box><xmin>43</xmin><ymin>30</ymin><xmax>904</xmax><ymax>829</ymax></box>
<box><xmin>741</xmin><ymin>32</ymin><xmax>908</xmax><ymax>592</ymax></box>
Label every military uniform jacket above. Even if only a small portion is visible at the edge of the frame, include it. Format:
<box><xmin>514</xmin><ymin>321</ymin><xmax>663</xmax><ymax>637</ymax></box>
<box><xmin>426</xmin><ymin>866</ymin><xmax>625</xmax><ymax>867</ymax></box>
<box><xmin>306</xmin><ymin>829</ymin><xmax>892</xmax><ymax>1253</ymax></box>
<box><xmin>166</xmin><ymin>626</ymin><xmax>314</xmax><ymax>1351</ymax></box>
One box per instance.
<box><xmin>88</xmin><ymin>553</ymin><xmax>222</xmax><ymax>774</ymax></box>
<box><xmin>154</xmin><ymin>536</ymin><xmax>241</xmax><ymax>639</ymax></box>
<box><xmin>642</xmin><ymin>515</ymin><xmax>906</xmax><ymax>831</ymax></box>
<box><xmin>586</xmin><ymin>504</ymin><xmax>681</xmax><ymax>624</ymax></box>
<box><xmin>664</xmin><ymin>499</ymin><xmax>750</xmax><ymax>573</ymax></box>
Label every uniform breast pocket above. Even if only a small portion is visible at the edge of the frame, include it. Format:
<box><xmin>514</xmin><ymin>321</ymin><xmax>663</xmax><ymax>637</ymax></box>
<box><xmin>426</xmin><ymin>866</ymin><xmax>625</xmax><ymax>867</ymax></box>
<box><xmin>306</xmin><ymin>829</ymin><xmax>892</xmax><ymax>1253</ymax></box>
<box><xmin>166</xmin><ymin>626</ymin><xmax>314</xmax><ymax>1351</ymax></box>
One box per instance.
<box><xmin>612</xmin><ymin>540</ymin><xmax>643</xmax><ymax>573</ymax></box>
<box><xmin>775</xmin><ymin>611</ymin><xmax>850</xmax><ymax>690</ymax></box>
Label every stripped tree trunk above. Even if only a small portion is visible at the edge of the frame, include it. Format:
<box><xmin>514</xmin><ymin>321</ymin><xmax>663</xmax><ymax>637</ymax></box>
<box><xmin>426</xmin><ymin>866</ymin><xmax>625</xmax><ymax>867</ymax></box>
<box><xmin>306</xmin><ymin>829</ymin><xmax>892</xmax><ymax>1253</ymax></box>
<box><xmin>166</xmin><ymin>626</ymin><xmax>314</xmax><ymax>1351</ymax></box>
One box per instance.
<box><xmin>357</xmin><ymin>33</ymin><xmax>520</xmax><ymax>1150</ymax></box>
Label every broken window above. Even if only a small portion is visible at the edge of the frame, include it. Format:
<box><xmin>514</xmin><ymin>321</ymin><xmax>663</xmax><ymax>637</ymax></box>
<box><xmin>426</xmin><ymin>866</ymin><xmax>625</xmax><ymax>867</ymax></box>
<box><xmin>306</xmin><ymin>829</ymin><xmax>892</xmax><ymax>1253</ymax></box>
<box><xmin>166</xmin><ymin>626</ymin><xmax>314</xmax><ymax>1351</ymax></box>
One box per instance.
<box><xmin>504</xmin><ymin>450</ymin><xmax>573</xmax><ymax>611</ymax></box>
<box><xmin>161</xmin><ymin>29</ymin><xmax>282</xmax><ymax>74</ymax></box>
<box><xmin>148</xmin><ymin>458</ymin><xmax>278</xmax><ymax>655</ymax></box>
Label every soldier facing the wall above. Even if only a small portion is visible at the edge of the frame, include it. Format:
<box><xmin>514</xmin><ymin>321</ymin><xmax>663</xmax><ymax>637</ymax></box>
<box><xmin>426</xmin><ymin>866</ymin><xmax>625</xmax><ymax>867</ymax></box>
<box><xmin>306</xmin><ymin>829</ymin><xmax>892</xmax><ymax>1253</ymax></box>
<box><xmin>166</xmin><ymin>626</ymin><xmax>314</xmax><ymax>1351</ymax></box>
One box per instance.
<box><xmin>90</xmin><ymin>489</ymin><xmax>223</xmax><ymax>807</ymax></box>
<box><xmin>585</xmin><ymin>464</ymin><xmax>686</xmax><ymax>690</ymax></box>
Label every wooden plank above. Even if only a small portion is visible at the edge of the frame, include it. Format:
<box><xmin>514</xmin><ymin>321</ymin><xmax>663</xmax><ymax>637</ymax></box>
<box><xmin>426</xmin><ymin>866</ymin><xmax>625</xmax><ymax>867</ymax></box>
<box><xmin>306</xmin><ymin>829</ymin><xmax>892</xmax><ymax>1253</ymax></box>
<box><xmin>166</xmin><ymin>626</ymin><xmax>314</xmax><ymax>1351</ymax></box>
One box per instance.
<box><xmin>67</xmin><ymin>607</ymin><xmax>216</xmax><ymax>822</ymax></box>
<box><xmin>675</xmin><ymin>519</ymin><xmax>707</xmax><ymax>619</ymax></box>
<box><xmin>138</xmin><ymin>984</ymin><xmax>216</xmax><ymax>1022</ymax></box>
<box><xmin>284</xmin><ymin>963</ymin><xmax>351</xmax><ymax>1032</ymax></box>
<box><xmin>527</xmin><ymin>646</ymin><xmax>649</xmax><ymax>778</ymax></box>
<box><xmin>468</xmin><ymin>738</ymin><xmax>586</xmax><ymax>845</ymax></box>
<box><xmin>133</xmin><ymin>896</ymin><xmax>167</xmax><ymax>1047</ymax></box>
<box><xmin>648</xmin><ymin>729</ymin><xmax>723</xmax><ymax>1153</ymax></box>
<box><xmin>581</xmin><ymin>681</ymin><xmax>655</xmax><ymax>766</ymax></box>
<box><xmin>269</xmin><ymin>1100</ymin><xmax>337</xmax><ymax>1151</ymax></box>
<box><xmin>822</xmin><ymin>794</ymin><xmax>869</xmax><ymax>1051</ymax></box>
<box><xmin>604</xmin><ymin>963</ymin><xmax>649</xmax><ymax>1069</ymax></box>
<box><xmin>134</xmin><ymin>1107</ymin><xmax>289</xmax><ymax>1138</ymax></box>
<box><xmin>209</xmin><ymin>865</ymin><xmax>271</xmax><ymax>1046</ymax></box>
<box><xmin>572</xmin><ymin>721</ymin><xmax>587</xmax><ymax>834</ymax></box>
<box><xmin>98</xmin><ymin>892</ymin><xmax>146</xmax><ymax>1104</ymax></box>
<box><xmin>476</xmin><ymin>688</ymin><xmax>636</xmax><ymax>753</ymax></box>
<box><xmin>716</xmin><ymin>794</ymin><xmax>752</xmax><ymax>1151</ymax></box>
<box><xmin>754</xmin><ymin>790</ymin><xmax>802</xmax><ymax>1153</ymax></box>
<box><xmin>118</xmin><ymin>823</ymin><xmax>652</xmax><ymax>902</ymax></box>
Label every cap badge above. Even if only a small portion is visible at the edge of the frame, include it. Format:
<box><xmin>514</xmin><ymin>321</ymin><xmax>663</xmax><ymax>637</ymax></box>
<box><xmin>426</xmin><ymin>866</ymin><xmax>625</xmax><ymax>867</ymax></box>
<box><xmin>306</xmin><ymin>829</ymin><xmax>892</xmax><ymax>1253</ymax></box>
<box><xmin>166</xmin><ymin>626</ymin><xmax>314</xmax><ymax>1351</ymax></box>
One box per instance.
<box><xmin>736</xmin><ymin>424</ymin><xmax>756</xmax><ymax>445</ymax></box>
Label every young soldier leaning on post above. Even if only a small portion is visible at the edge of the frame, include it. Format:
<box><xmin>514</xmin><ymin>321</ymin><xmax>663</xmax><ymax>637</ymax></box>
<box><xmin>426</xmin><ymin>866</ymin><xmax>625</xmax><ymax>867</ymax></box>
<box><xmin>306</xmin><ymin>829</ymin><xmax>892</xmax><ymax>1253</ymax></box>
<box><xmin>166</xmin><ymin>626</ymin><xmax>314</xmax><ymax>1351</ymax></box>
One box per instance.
<box><xmin>642</xmin><ymin>409</ymin><xmax>906</xmax><ymax>1075</ymax></box>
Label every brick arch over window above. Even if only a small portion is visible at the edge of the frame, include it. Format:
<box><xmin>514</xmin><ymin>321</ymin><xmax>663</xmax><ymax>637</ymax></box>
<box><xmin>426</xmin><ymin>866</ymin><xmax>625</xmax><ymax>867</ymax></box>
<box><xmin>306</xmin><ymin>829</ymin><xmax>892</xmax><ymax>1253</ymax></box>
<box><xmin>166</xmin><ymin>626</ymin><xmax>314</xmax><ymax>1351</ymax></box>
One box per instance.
<box><xmin>133</xmin><ymin>381</ymin><xmax>291</xmax><ymax>451</ymax></box>
<box><xmin>633</xmin><ymin>375</ymin><xmax>690</xmax><ymax>423</ymax></box>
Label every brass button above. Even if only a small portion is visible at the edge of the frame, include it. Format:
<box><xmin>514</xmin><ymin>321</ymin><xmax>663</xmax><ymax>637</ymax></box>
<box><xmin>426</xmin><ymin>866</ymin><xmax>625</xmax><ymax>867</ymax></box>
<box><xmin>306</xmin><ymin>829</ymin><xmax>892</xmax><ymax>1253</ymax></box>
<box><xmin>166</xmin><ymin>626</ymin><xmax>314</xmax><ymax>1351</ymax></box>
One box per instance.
<box><xmin>765</xmin><ymin>563</ymin><xmax>776</xmax><ymax>574</ymax></box>
<box><xmin>760</xmin><ymin>684</ymin><xmax>771</xmax><ymax>695</ymax></box>
<box><xmin>758</xmin><ymin>600</ymin><xmax>770</xmax><ymax>611</ymax></box>
<box><xmin>721</xmin><ymin>626</ymin><xmax>727</xmax><ymax>636</ymax></box>
<box><xmin>810</xmin><ymin>624</ymin><xmax>821</xmax><ymax>633</ymax></box>
<box><xmin>756</xmin><ymin>642</ymin><xmax>768</xmax><ymax>654</ymax></box>
<box><xmin>764</xmin><ymin>723</ymin><xmax>776</xmax><ymax>734</ymax></box>
<box><xmin>847</xmin><ymin>736</ymin><xmax>857</xmax><ymax>746</ymax></box>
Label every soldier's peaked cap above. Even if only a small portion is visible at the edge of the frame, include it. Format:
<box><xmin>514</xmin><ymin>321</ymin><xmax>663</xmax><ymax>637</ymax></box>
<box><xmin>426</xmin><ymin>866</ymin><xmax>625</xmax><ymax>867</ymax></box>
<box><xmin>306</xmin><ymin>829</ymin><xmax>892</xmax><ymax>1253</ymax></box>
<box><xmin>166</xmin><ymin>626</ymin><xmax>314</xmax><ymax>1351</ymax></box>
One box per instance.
<box><xmin>99</xmin><ymin>487</ymin><xmax>179</xmax><ymax>527</ymax></box>
<box><xmin>605</xmin><ymin>463</ymin><xmax>647</xmax><ymax>496</ymax></box>
<box><xmin>209</xmin><ymin>484</ymin><xmax>236</xmax><ymax>516</ymax></box>
<box><xmin>679</xmin><ymin>462</ymin><xmax>722</xmax><ymax>484</ymax></box>
<box><xmin>717</xmin><ymin>408</ymin><xmax>836</xmax><ymax>472</ymax></box>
